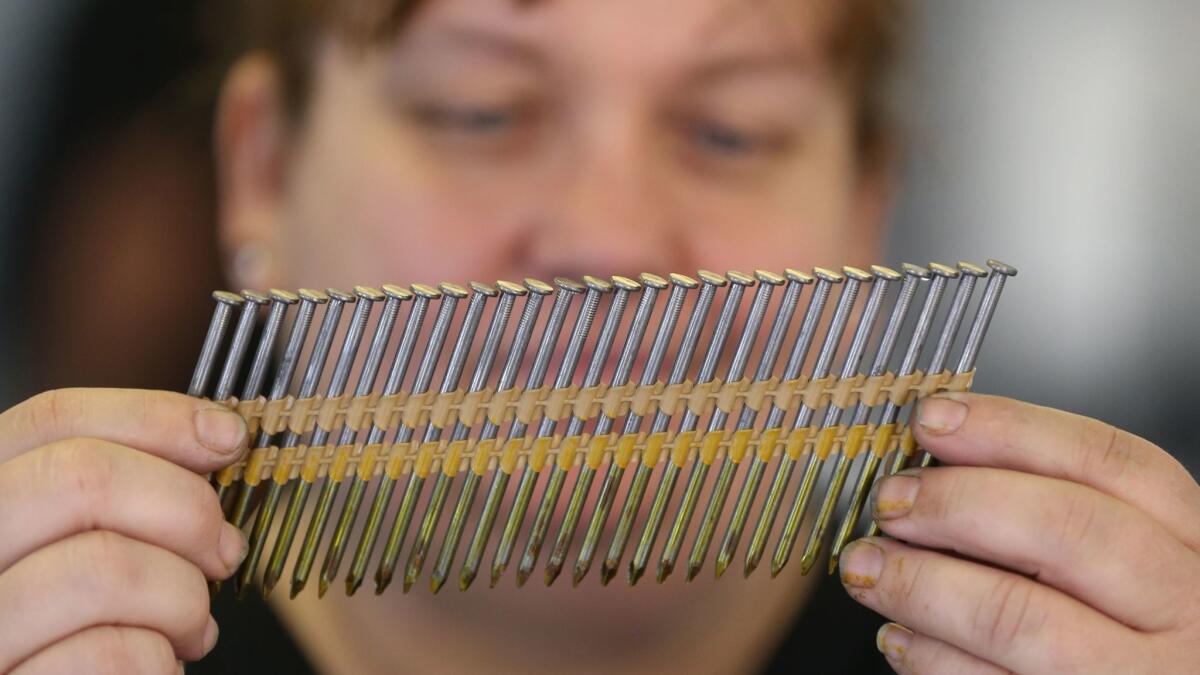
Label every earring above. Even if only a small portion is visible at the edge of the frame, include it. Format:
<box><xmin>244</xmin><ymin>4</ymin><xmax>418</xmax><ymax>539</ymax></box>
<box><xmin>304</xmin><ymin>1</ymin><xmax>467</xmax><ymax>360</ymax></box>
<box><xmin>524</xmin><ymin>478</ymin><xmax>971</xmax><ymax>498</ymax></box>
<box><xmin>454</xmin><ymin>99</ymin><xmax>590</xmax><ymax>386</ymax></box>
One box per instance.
<box><xmin>230</xmin><ymin>242</ymin><xmax>272</xmax><ymax>290</ymax></box>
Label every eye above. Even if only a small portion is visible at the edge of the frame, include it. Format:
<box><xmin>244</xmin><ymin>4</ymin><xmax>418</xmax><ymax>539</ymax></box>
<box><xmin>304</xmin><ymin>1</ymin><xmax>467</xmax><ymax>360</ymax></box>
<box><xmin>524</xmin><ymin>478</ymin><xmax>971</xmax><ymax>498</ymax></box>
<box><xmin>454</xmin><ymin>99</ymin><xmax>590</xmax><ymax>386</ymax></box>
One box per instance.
<box><xmin>413</xmin><ymin>103</ymin><xmax>523</xmax><ymax>135</ymax></box>
<box><xmin>682</xmin><ymin>117</ymin><xmax>779</xmax><ymax>158</ymax></box>
<box><xmin>692</xmin><ymin>121</ymin><xmax>760</xmax><ymax>154</ymax></box>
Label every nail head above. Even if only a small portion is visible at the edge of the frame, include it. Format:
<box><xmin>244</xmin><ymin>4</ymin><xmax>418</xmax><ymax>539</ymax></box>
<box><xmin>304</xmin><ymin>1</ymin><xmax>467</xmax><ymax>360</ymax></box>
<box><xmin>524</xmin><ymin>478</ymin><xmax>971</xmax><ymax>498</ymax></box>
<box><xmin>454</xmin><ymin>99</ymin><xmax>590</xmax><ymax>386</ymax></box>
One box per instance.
<box><xmin>526</xmin><ymin>278</ymin><xmax>556</xmax><ymax>295</ymax></box>
<box><xmin>554</xmin><ymin>277</ymin><xmax>586</xmax><ymax>294</ymax></box>
<box><xmin>986</xmin><ymin>259</ymin><xmax>1019</xmax><ymax>276</ymax></box>
<box><xmin>241</xmin><ymin>290</ymin><xmax>269</xmax><ymax>305</ymax></box>
<box><xmin>411</xmin><ymin>283</ymin><xmax>442</xmax><ymax>299</ymax></box>
<box><xmin>669</xmin><ymin>272</ymin><xmax>700</xmax><ymax>289</ymax></box>
<box><xmin>869</xmin><ymin>265</ymin><xmax>903</xmax><ymax>282</ymax></box>
<box><xmin>927</xmin><ymin>263</ymin><xmax>960</xmax><ymax>279</ymax></box>
<box><xmin>326</xmin><ymin>288</ymin><xmax>356</xmax><ymax>303</ymax></box>
<box><xmin>298</xmin><ymin>288</ymin><xmax>330</xmax><ymax>304</ymax></box>
<box><xmin>269</xmin><ymin>289</ymin><xmax>300</xmax><ymax>304</ymax></box>
<box><xmin>813</xmin><ymin>267</ymin><xmax>844</xmax><ymax>284</ymax></box>
<box><xmin>727</xmin><ymin>270</ymin><xmax>756</xmax><ymax>286</ymax></box>
<box><xmin>439</xmin><ymin>282</ymin><xmax>470</xmax><ymax>299</ymax></box>
<box><xmin>496</xmin><ymin>280</ymin><xmax>528</xmax><ymax>296</ymax></box>
<box><xmin>381</xmin><ymin>284</ymin><xmax>413</xmax><ymax>301</ymax></box>
<box><xmin>354</xmin><ymin>285</ymin><xmax>386</xmax><ymax>301</ymax></box>
<box><xmin>754</xmin><ymin>270</ymin><xmax>786</xmax><ymax>286</ymax></box>
<box><xmin>784</xmin><ymin>269</ymin><xmax>815</xmax><ymax>284</ymax></box>
<box><xmin>957</xmin><ymin>262</ymin><xmax>988</xmax><ymax>278</ymax></box>
<box><xmin>213</xmin><ymin>291</ymin><xmax>246</xmax><ymax>307</ymax></box>
<box><xmin>842</xmin><ymin>266</ymin><xmax>874</xmax><ymax>282</ymax></box>
<box><xmin>469</xmin><ymin>281</ymin><xmax>499</xmax><ymax>297</ymax></box>
<box><xmin>637</xmin><ymin>273</ymin><xmax>669</xmax><ymax>290</ymax></box>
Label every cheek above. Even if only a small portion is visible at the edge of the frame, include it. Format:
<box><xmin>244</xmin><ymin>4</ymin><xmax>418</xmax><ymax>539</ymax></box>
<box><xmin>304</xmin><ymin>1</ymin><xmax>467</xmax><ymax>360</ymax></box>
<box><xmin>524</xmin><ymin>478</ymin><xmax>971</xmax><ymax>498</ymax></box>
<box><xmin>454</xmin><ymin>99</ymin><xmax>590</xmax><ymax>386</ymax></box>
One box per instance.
<box><xmin>675</xmin><ymin>158</ymin><xmax>863</xmax><ymax>271</ymax></box>
<box><xmin>665</xmin><ymin>95</ymin><xmax>874</xmax><ymax>271</ymax></box>
<box><xmin>280</xmin><ymin>112</ymin><xmax>527</xmax><ymax>289</ymax></box>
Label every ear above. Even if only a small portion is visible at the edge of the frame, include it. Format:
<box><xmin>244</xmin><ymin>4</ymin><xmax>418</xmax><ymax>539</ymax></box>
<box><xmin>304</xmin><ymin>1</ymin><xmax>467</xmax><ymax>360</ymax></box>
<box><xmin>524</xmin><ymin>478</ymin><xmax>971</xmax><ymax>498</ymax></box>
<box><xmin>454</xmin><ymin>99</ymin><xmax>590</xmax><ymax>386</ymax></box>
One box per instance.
<box><xmin>215</xmin><ymin>53</ymin><xmax>290</xmax><ymax>290</ymax></box>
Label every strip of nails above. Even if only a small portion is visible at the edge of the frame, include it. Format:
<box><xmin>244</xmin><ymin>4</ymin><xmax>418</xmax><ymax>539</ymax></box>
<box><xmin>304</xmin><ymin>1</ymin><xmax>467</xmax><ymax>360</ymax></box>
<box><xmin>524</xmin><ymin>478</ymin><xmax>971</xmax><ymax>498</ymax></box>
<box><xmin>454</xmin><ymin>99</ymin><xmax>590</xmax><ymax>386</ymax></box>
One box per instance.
<box><xmin>188</xmin><ymin>262</ymin><xmax>1015</xmax><ymax>597</ymax></box>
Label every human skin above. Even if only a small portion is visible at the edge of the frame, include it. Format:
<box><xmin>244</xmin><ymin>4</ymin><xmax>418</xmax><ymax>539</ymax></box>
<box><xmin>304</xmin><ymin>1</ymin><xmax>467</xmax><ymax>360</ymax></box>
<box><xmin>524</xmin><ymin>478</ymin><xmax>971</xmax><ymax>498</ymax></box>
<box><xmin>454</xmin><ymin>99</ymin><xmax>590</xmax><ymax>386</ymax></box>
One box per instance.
<box><xmin>215</xmin><ymin>1</ymin><xmax>880</xmax><ymax>671</ymax></box>
<box><xmin>0</xmin><ymin>0</ymin><xmax>1196</xmax><ymax>674</ymax></box>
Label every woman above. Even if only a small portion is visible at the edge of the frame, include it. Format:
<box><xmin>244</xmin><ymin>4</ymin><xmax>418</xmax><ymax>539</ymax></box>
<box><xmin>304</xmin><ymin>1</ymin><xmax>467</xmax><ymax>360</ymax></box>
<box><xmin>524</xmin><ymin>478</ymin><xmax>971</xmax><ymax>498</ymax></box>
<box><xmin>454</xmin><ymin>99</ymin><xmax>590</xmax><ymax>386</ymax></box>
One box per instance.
<box><xmin>1</xmin><ymin>0</ymin><xmax>1198</xmax><ymax>673</ymax></box>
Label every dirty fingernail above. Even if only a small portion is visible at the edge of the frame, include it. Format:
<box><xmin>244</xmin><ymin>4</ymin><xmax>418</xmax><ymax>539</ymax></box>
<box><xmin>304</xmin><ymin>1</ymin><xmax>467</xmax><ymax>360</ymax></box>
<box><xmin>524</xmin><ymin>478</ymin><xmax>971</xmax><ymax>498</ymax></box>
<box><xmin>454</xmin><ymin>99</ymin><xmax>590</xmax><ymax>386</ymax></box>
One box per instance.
<box><xmin>873</xmin><ymin>473</ymin><xmax>920</xmax><ymax>519</ymax></box>
<box><xmin>840</xmin><ymin>540</ymin><xmax>884</xmax><ymax>588</ymax></box>
<box><xmin>219</xmin><ymin>522</ymin><xmax>249</xmax><ymax>574</ymax></box>
<box><xmin>195</xmin><ymin>409</ymin><xmax>248</xmax><ymax>456</ymax></box>
<box><xmin>876</xmin><ymin>622</ymin><xmax>913</xmax><ymax>661</ymax></box>
<box><xmin>917</xmin><ymin>394</ymin><xmax>967</xmax><ymax>434</ymax></box>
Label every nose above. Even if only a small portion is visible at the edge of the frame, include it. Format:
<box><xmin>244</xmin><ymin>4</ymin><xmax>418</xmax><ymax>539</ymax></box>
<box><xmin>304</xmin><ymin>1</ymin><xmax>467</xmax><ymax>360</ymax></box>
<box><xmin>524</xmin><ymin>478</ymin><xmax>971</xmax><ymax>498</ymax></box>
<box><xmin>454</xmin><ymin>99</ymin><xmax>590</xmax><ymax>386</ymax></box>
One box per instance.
<box><xmin>520</xmin><ymin>119</ymin><xmax>695</xmax><ymax>280</ymax></box>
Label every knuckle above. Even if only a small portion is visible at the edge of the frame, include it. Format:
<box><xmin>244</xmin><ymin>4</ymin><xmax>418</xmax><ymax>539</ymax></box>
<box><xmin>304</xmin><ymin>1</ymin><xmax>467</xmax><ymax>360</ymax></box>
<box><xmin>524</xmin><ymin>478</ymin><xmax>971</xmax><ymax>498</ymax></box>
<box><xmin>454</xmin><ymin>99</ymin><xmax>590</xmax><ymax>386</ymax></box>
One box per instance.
<box><xmin>971</xmin><ymin>575</ymin><xmax>1045</xmax><ymax>653</ymax></box>
<box><xmin>72</xmin><ymin>531</ymin><xmax>139</xmax><ymax>599</ymax></box>
<box><xmin>179</xmin><ymin>572</ymin><xmax>212</xmax><ymax>655</ymax></box>
<box><xmin>1077</xmin><ymin>419</ymin><xmax>1136</xmax><ymax>481</ymax></box>
<box><xmin>41</xmin><ymin>440</ymin><xmax>117</xmax><ymax>529</ymax></box>
<box><xmin>1048</xmin><ymin>489</ymin><xmax>1099</xmax><ymax>562</ymax></box>
<box><xmin>927</xmin><ymin>469</ymin><xmax>968</xmax><ymax>524</ymax></box>
<box><xmin>986</xmin><ymin>398</ymin><xmax>1026</xmax><ymax>444</ymax></box>
<box><xmin>92</xmin><ymin>626</ymin><xmax>137</xmax><ymax>675</ymax></box>
<box><xmin>145</xmin><ymin>632</ymin><xmax>179</xmax><ymax>675</ymax></box>
<box><xmin>187</xmin><ymin>475</ymin><xmax>226</xmax><ymax>546</ymax></box>
<box><xmin>26</xmin><ymin>389</ymin><xmax>86</xmax><ymax>440</ymax></box>
<box><xmin>907</xmin><ymin>636</ymin><xmax>950</xmax><ymax>671</ymax></box>
<box><xmin>891</xmin><ymin>553</ymin><xmax>930</xmax><ymax>608</ymax></box>
<box><xmin>95</xmin><ymin>626</ymin><xmax>176</xmax><ymax>675</ymax></box>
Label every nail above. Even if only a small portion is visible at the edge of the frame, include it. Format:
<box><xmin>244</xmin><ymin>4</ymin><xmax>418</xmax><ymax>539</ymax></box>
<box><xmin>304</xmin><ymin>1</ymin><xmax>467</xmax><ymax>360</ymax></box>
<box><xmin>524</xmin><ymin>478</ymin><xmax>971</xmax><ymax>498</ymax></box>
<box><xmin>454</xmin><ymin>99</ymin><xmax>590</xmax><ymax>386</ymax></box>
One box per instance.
<box><xmin>917</xmin><ymin>394</ymin><xmax>967</xmax><ymax>434</ymax></box>
<box><xmin>219</xmin><ymin>523</ymin><xmax>249</xmax><ymax>573</ymax></box>
<box><xmin>839</xmin><ymin>540</ymin><xmax>884</xmax><ymax>588</ymax></box>
<box><xmin>194</xmin><ymin>409</ymin><xmax>247</xmax><ymax>455</ymax></box>
<box><xmin>202</xmin><ymin>616</ymin><xmax>219</xmax><ymax>655</ymax></box>
<box><xmin>876</xmin><ymin>622</ymin><xmax>912</xmax><ymax>661</ymax></box>
<box><xmin>872</xmin><ymin>472</ymin><xmax>920</xmax><ymax>519</ymax></box>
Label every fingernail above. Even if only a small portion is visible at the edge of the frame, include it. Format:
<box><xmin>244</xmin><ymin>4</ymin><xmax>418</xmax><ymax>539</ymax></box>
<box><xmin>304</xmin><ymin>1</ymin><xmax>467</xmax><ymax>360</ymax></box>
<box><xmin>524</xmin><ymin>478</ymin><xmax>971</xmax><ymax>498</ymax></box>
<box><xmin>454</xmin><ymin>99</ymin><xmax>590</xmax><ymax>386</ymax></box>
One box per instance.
<box><xmin>917</xmin><ymin>394</ymin><xmax>967</xmax><ymax>434</ymax></box>
<box><xmin>202</xmin><ymin>616</ymin><xmax>219</xmax><ymax>655</ymax></box>
<box><xmin>219</xmin><ymin>522</ymin><xmax>249</xmax><ymax>573</ymax></box>
<box><xmin>840</xmin><ymin>540</ymin><xmax>884</xmax><ymax>588</ymax></box>
<box><xmin>195</xmin><ymin>409</ymin><xmax>248</xmax><ymax>456</ymax></box>
<box><xmin>873</xmin><ymin>472</ymin><xmax>920</xmax><ymax>519</ymax></box>
<box><xmin>876</xmin><ymin>622</ymin><xmax>912</xmax><ymax>661</ymax></box>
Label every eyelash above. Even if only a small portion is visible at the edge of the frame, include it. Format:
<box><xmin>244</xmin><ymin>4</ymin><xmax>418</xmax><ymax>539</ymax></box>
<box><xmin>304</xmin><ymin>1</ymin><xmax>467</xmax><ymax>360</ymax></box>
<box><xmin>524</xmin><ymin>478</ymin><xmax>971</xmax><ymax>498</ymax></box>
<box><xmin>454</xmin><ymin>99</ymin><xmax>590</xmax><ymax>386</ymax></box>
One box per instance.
<box><xmin>413</xmin><ymin>103</ymin><xmax>524</xmax><ymax>135</ymax></box>
<box><xmin>688</xmin><ymin>119</ymin><xmax>766</xmax><ymax>156</ymax></box>
<box><xmin>410</xmin><ymin>102</ymin><xmax>786</xmax><ymax>171</ymax></box>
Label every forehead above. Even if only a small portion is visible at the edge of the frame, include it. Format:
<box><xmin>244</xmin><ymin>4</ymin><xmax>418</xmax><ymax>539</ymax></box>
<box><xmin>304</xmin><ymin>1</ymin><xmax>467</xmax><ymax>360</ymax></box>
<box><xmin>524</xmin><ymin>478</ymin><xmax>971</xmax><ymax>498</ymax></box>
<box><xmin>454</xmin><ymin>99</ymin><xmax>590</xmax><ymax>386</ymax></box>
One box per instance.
<box><xmin>395</xmin><ymin>0</ymin><xmax>833</xmax><ymax>71</ymax></box>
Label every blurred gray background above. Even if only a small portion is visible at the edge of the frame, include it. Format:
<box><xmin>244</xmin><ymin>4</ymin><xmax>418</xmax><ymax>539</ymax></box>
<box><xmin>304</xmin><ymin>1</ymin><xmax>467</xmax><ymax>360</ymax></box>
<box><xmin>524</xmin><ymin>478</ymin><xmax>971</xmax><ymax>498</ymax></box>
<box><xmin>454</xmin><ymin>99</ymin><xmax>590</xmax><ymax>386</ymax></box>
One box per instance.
<box><xmin>888</xmin><ymin>0</ymin><xmax>1200</xmax><ymax>472</ymax></box>
<box><xmin>1</xmin><ymin>1</ymin><xmax>1197</xmax><ymax>470</ymax></box>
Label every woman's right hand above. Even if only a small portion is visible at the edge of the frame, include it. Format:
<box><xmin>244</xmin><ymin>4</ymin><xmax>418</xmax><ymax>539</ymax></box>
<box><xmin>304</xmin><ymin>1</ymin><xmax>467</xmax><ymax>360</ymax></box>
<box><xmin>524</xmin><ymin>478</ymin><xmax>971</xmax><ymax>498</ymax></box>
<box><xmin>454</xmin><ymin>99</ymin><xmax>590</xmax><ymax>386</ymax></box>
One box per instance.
<box><xmin>0</xmin><ymin>388</ymin><xmax>250</xmax><ymax>673</ymax></box>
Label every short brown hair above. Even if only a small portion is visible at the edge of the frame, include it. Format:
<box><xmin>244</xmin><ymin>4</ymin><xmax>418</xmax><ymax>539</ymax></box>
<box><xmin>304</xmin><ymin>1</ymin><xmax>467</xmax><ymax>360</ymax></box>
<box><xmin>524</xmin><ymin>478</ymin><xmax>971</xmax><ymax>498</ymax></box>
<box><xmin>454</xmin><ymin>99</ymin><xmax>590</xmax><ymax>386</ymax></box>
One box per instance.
<box><xmin>212</xmin><ymin>0</ymin><xmax>907</xmax><ymax>166</ymax></box>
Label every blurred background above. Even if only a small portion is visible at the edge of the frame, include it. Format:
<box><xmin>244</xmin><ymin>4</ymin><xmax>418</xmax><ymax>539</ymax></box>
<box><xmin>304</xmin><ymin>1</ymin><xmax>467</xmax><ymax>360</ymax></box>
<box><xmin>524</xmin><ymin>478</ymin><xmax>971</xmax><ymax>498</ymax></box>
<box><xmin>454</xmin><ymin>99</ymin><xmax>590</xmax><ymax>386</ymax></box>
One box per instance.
<box><xmin>0</xmin><ymin>0</ymin><xmax>1197</xmax><ymax>471</ymax></box>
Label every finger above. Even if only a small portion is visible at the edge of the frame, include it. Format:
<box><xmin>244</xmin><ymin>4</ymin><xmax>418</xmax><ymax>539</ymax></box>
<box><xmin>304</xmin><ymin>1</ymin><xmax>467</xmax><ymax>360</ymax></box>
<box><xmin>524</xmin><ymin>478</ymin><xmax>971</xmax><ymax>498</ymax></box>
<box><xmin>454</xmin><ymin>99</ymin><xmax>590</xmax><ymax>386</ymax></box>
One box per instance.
<box><xmin>0</xmin><ymin>388</ymin><xmax>248</xmax><ymax>470</ymax></box>
<box><xmin>0</xmin><ymin>531</ymin><xmax>214</xmax><ymax>670</ymax></box>
<box><xmin>876</xmin><ymin>623</ymin><xmax>1008</xmax><ymax>675</ymax></box>
<box><xmin>872</xmin><ymin>466</ymin><xmax>1199</xmax><ymax>631</ymax></box>
<box><xmin>913</xmin><ymin>393</ymin><xmax>1200</xmax><ymax>550</ymax></box>
<box><xmin>0</xmin><ymin>439</ymin><xmax>248</xmax><ymax>578</ymax></box>
<box><xmin>11</xmin><ymin>626</ymin><xmax>185</xmax><ymax>675</ymax></box>
<box><xmin>839</xmin><ymin>537</ymin><xmax>1144</xmax><ymax>674</ymax></box>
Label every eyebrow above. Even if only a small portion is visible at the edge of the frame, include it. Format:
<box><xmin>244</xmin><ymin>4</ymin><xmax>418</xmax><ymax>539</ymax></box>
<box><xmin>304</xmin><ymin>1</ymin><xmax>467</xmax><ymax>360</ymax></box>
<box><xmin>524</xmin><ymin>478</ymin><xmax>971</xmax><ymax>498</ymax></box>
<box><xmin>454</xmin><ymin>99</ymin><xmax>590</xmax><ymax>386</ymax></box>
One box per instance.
<box><xmin>423</xmin><ymin>25</ymin><xmax>547</xmax><ymax>68</ymax></box>
<box><xmin>685</xmin><ymin>51</ymin><xmax>816</xmax><ymax>86</ymax></box>
<box><xmin>413</xmin><ymin>23</ymin><xmax>815</xmax><ymax>86</ymax></box>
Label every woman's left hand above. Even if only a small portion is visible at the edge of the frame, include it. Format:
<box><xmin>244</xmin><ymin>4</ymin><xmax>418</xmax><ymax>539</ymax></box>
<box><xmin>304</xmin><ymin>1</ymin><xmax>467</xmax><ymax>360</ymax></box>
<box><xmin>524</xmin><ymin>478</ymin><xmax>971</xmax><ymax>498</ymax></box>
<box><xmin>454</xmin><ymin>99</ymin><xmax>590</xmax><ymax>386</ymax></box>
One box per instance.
<box><xmin>841</xmin><ymin>392</ymin><xmax>1200</xmax><ymax>674</ymax></box>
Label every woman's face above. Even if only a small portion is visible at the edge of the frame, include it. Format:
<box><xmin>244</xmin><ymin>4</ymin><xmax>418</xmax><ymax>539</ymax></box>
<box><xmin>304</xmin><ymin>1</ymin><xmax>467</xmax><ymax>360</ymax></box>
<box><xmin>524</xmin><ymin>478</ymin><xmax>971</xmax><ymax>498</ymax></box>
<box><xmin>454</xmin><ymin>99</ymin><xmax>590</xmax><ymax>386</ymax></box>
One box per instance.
<box><xmin>222</xmin><ymin>0</ymin><xmax>886</xmax><ymax>292</ymax></box>
<box><xmin>217</xmin><ymin>0</ymin><xmax>889</xmax><ymax>660</ymax></box>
